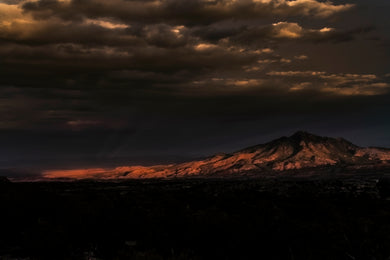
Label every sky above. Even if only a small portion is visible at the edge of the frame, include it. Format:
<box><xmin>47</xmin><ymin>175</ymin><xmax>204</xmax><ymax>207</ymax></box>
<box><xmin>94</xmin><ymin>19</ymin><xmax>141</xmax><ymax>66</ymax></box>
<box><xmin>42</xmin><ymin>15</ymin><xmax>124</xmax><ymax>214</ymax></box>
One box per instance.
<box><xmin>0</xmin><ymin>0</ymin><xmax>390</xmax><ymax>172</ymax></box>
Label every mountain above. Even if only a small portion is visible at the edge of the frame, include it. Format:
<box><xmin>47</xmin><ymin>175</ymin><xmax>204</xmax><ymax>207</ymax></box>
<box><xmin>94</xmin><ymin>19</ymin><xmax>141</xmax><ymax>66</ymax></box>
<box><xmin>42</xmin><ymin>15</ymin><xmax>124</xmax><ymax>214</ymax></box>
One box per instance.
<box><xmin>43</xmin><ymin>131</ymin><xmax>390</xmax><ymax>179</ymax></box>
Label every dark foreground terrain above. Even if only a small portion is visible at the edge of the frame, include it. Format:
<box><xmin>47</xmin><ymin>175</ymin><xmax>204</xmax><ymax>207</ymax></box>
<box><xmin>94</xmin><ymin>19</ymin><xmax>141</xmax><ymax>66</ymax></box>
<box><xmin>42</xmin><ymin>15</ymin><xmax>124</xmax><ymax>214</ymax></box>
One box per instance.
<box><xmin>1</xmin><ymin>173</ymin><xmax>390</xmax><ymax>260</ymax></box>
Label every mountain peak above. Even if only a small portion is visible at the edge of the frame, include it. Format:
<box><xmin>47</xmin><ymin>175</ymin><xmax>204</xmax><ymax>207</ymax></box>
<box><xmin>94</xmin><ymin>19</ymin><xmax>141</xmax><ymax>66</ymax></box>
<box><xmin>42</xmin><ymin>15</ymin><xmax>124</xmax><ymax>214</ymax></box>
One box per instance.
<box><xmin>290</xmin><ymin>131</ymin><xmax>321</xmax><ymax>141</ymax></box>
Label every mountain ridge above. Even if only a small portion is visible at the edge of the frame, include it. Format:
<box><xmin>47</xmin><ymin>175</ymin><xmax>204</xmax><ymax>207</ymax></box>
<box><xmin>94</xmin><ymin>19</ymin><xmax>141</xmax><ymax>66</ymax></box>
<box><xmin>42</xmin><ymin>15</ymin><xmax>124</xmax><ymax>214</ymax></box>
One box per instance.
<box><xmin>43</xmin><ymin>131</ymin><xmax>390</xmax><ymax>179</ymax></box>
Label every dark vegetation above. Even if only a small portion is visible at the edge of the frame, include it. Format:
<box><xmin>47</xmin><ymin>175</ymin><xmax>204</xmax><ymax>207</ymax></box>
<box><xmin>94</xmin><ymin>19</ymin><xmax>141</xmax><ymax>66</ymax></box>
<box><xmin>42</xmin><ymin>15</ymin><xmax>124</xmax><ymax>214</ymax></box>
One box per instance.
<box><xmin>1</xmin><ymin>174</ymin><xmax>390</xmax><ymax>260</ymax></box>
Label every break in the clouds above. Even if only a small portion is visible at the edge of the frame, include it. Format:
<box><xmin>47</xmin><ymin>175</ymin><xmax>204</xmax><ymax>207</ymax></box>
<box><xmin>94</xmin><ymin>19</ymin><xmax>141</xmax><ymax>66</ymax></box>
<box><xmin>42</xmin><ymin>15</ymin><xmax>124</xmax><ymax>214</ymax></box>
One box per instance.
<box><xmin>0</xmin><ymin>0</ymin><xmax>390</xmax><ymax>168</ymax></box>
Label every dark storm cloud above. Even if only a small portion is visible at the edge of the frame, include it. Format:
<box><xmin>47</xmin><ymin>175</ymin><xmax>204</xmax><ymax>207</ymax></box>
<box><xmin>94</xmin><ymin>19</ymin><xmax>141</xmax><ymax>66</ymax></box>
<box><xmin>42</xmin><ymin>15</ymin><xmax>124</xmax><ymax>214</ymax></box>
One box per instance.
<box><xmin>21</xmin><ymin>0</ymin><xmax>354</xmax><ymax>25</ymax></box>
<box><xmin>227</xmin><ymin>22</ymin><xmax>373</xmax><ymax>46</ymax></box>
<box><xmin>0</xmin><ymin>22</ymin><xmax>142</xmax><ymax>46</ymax></box>
<box><xmin>0</xmin><ymin>0</ymin><xmax>386</xmax><ymax>101</ymax></box>
<box><xmin>1</xmin><ymin>0</ymin><xmax>24</xmax><ymax>4</ymax></box>
<box><xmin>0</xmin><ymin>0</ymin><xmax>390</xmax><ymax>170</ymax></box>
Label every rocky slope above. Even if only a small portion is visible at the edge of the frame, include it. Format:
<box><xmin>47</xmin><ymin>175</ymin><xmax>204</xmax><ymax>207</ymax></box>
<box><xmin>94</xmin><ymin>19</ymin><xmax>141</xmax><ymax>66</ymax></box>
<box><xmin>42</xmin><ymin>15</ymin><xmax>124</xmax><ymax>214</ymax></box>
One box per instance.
<box><xmin>43</xmin><ymin>131</ymin><xmax>390</xmax><ymax>179</ymax></box>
